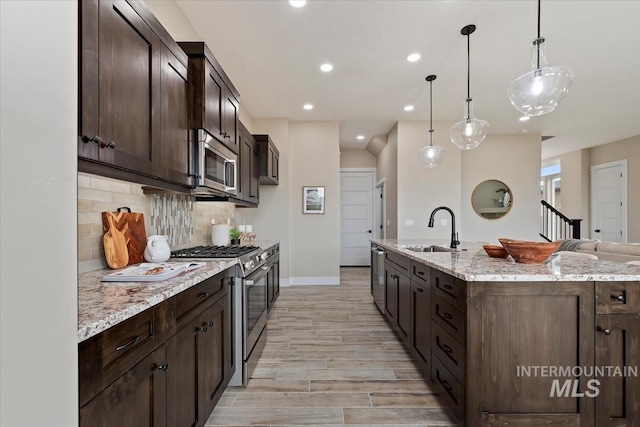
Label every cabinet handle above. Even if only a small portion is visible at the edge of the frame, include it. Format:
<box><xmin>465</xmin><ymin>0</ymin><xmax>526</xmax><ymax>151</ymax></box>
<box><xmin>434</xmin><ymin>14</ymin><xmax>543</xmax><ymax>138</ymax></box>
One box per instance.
<box><xmin>197</xmin><ymin>326</ymin><xmax>208</xmax><ymax>333</ymax></box>
<box><xmin>597</xmin><ymin>326</ymin><xmax>611</xmax><ymax>335</ymax></box>
<box><xmin>436</xmin><ymin>368</ymin><xmax>457</xmax><ymax>404</ymax></box>
<box><xmin>82</xmin><ymin>135</ymin><xmax>116</xmax><ymax>149</ymax></box>
<box><xmin>417</xmin><ymin>271</ymin><xmax>424</xmax><ymax>276</ymax></box>
<box><xmin>115</xmin><ymin>335</ymin><xmax>139</xmax><ymax>352</ymax></box>
<box><xmin>415</xmin><ymin>287</ymin><xmax>424</xmax><ymax>293</ymax></box>
<box><xmin>443</xmin><ymin>284</ymin><xmax>453</xmax><ymax>290</ymax></box>
<box><xmin>197</xmin><ymin>292</ymin><xmax>209</xmax><ymax>300</ymax></box>
<box><xmin>436</xmin><ymin>304</ymin><xmax>454</xmax><ymax>321</ymax></box>
<box><xmin>612</xmin><ymin>294</ymin><xmax>625</xmax><ymax>303</ymax></box>
<box><xmin>205</xmin><ymin>321</ymin><xmax>214</xmax><ymax>327</ymax></box>
<box><xmin>156</xmin><ymin>363</ymin><xmax>169</xmax><ymax>371</ymax></box>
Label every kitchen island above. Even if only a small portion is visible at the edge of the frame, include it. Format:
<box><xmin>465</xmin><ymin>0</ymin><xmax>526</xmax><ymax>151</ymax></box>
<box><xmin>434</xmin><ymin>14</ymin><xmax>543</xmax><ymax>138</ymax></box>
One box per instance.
<box><xmin>371</xmin><ymin>239</ymin><xmax>640</xmax><ymax>427</ymax></box>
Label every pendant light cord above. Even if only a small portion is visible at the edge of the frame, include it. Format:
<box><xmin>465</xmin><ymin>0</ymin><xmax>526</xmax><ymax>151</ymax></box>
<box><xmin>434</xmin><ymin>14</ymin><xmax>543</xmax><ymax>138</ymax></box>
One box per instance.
<box><xmin>536</xmin><ymin>0</ymin><xmax>541</xmax><ymax>69</ymax></box>
<box><xmin>466</xmin><ymin>32</ymin><xmax>471</xmax><ymax>100</ymax></box>
<box><xmin>429</xmin><ymin>79</ymin><xmax>433</xmax><ymax>145</ymax></box>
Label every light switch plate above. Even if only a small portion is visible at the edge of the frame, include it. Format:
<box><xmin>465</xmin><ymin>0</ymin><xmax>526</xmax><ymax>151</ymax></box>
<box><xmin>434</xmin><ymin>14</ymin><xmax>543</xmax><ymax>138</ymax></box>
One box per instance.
<box><xmin>440</xmin><ymin>219</ymin><xmax>448</xmax><ymax>226</ymax></box>
<box><xmin>405</xmin><ymin>219</ymin><xmax>414</xmax><ymax>226</ymax></box>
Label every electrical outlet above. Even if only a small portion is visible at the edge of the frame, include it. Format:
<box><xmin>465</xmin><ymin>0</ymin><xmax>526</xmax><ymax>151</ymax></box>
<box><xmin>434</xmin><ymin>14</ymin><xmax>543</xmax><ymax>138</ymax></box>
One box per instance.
<box><xmin>404</xmin><ymin>219</ymin><xmax>414</xmax><ymax>226</ymax></box>
<box><xmin>440</xmin><ymin>219</ymin><xmax>448</xmax><ymax>227</ymax></box>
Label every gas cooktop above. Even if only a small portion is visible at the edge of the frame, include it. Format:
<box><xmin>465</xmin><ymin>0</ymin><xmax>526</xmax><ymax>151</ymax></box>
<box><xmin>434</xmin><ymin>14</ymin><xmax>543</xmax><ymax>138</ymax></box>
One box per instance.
<box><xmin>170</xmin><ymin>245</ymin><xmax>260</xmax><ymax>259</ymax></box>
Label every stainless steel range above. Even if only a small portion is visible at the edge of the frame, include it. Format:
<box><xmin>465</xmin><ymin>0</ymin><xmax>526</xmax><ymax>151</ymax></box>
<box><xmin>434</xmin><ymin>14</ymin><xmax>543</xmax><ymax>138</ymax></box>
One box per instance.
<box><xmin>171</xmin><ymin>244</ymin><xmax>272</xmax><ymax>386</ymax></box>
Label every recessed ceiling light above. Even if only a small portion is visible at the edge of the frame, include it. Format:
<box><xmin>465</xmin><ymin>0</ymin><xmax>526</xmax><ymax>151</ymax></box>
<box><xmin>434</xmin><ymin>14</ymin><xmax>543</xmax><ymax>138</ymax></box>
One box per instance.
<box><xmin>320</xmin><ymin>63</ymin><xmax>333</xmax><ymax>72</ymax></box>
<box><xmin>289</xmin><ymin>0</ymin><xmax>306</xmax><ymax>7</ymax></box>
<box><xmin>303</xmin><ymin>103</ymin><xmax>313</xmax><ymax>110</ymax></box>
<box><xmin>404</xmin><ymin>105</ymin><xmax>414</xmax><ymax>111</ymax></box>
<box><xmin>406</xmin><ymin>53</ymin><xmax>421</xmax><ymax>62</ymax></box>
<box><xmin>519</xmin><ymin>116</ymin><xmax>530</xmax><ymax>122</ymax></box>
<box><xmin>357</xmin><ymin>135</ymin><xmax>365</xmax><ymax>140</ymax></box>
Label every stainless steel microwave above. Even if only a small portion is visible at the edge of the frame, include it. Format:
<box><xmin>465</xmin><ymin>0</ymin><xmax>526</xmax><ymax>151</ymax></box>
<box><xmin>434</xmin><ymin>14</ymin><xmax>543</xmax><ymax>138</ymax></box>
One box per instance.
<box><xmin>192</xmin><ymin>129</ymin><xmax>237</xmax><ymax>196</ymax></box>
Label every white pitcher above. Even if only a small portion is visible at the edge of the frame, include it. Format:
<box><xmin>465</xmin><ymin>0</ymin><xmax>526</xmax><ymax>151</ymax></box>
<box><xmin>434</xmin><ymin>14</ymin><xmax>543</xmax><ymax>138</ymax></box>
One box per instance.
<box><xmin>144</xmin><ymin>235</ymin><xmax>171</xmax><ymax>262</ymax></box>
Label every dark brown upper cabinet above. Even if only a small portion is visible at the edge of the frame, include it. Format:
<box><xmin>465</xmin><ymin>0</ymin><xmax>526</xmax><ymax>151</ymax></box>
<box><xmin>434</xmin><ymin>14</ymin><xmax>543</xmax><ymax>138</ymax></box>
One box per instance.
<box><xmin>78</xmin><ymin>0</ymin><xmax>192</xmax><ymax>190</ymax></box>
<box><xmin>254</xmin><ymin>134</ymin><xmax>280</xmax><ymax>185</ymax></box>
<box><xmin>178</xmin><ymin>42</ymin><xmax>240</xmax><ymax>155</ymax></box>
<box><xmin>236</xmin><ymin>122</ymin><xmax>260</xmax><ymax>207</ymax></box>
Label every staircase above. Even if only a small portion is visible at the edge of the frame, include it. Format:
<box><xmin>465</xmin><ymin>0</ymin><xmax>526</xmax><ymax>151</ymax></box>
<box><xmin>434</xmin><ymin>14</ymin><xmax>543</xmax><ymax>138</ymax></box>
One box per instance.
<box><xmin>540</xmin><ymin>200</ymin><xmax>582</xmax><ymax>242</ymax></box>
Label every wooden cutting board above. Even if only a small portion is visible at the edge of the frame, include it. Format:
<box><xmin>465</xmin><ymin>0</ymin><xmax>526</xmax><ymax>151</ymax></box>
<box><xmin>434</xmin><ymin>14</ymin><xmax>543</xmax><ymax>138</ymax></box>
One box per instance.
<box><xmin>102</xmin><ymin>207</ymin><xmax>147</xmax><ymax>267</ymax></box>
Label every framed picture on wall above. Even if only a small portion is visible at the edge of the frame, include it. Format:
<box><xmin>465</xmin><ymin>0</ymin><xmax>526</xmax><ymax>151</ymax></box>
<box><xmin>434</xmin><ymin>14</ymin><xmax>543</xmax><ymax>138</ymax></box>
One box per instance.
<box><xmin>303</xmin><ymin>186</ymin><xmax>325</xmax><ymax>214</ymax></box>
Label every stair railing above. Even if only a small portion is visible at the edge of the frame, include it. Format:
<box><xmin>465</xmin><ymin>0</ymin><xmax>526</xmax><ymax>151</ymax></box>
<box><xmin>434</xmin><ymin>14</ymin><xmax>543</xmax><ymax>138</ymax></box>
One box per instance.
<box><xmin>540</xmin><ymin>200</ymin><xmax>582</xmax><ymax>242</ymax></box>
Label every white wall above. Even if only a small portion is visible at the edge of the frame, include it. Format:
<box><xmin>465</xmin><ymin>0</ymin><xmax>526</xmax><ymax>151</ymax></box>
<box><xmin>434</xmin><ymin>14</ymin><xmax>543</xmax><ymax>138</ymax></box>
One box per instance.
<box><xmin>377</xmin><ymin>124</ymin><xmax>399</xmax><ymax>239</ymax></box>
<box><xmin>397</xmin><ymin>121</ymin><xmax>462</xmax><ymax>240</ymax></box>
<box><xmin>288</xmin><ymin>122</ymin><xmax>341</xmax><ymax>284</ymax></box>
<box><xmin>461</xmin><ymin>134</ymin><xmax>542</xmax><ymax>243</ymax></box>
<box><xmin>145</xmin><ymin>0</ymin><xmax>201</xmax><ymax>40</ymax></box>
<box><xmin>1</xmin><ymin>1</ymin><xmax>78</xmax><ymax>425</ymax></box>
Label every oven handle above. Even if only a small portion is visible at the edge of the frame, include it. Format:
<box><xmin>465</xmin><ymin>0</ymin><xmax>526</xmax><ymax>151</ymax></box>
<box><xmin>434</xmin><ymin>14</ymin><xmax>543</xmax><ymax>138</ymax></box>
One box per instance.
<box><xmin>244</xmin><ymin>264</ymin><xmax>270</xmax><ymax>286</ymax></box>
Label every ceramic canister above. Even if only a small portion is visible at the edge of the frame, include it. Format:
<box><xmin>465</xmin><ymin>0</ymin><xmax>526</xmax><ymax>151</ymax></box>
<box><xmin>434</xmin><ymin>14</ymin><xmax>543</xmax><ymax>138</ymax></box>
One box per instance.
<box><xmin>211</xmin><ymin>223</ymin><xmax>230</xmax><ymax>246</ymax></box>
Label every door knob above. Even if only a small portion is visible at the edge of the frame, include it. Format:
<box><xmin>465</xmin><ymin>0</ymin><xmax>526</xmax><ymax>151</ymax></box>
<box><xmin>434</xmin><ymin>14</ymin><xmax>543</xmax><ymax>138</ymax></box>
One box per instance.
<box><xmin>367</xmin><ymin>230</ymin><xmax>372</xmax><ymax>233</ymax></box>
<box><xmin>594</xmin><ymin>229</ymin><xmax>601</xmax><ymax>233</ymax></box>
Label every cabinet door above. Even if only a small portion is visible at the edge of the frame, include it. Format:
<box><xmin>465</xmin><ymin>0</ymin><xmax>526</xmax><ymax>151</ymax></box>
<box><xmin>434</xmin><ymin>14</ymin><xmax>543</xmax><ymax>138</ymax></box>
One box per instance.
<box><xmin>595</xmin><ymin>315</ymin><xmax>640</xmax><ymax>425</ymax></box>
<box><xmin>204</xmin><ymin>64</ymin><xmax>224</xmax><ymax>143</ymax></box>
<box><xmin>156</xmin><ymin>45</ymin><xmax>191</xmax><ymax>186</ymax></box>
<box><xmin>384</xmin><ymin>265</ymin><xmax>398</xmax><ymax>323</ymax></box>
<box><xmin>267</xmin><ymin>262</ymin><xmax>276</xmax><ymax>311</ymax></box>
<box><xmin>410</xmin><ymin>281</ymin><xmax>430</xmax><ymax>374</ymax></box>
<box><xmin>96</xmin><ymin>0</ymin><xmax>159</xmax><ymax>174</ymax></box>
<box><xmin>238</xmin><ymin>131</ymin><xmax>251</xmax><ymax>202</ymax></box>
<box><xmin>269</xmin><ymin>145</ymin><xmax>279</xmax><ymax>184</ymax></box>
<box><xmin>224</xmin><ymin>91</ymin><xmax>239</xmax><ymax>153</ymax></box>
<box><xmin>201</xmin><ymin>296</ymin><xmax>230</xmax><ymax>416</ymax></box>
<box><xmin>273</xmin><ymin>259</ymin><xmax>280</xmax><ymax>301</ymax></box>
<box><xmin>80</xmin><ymin>345</ymin><xmax>167</xmax><ymax>427</ymax></box>
<box><xmin>397</xmin><ymin>272</ymin><xmax>411</xmax><ymax>343</ymax></box>
<box><xmin>250</xmin><ymin>140</ymin><xmax>260</xmax><ymax>203</ymax></box>
<box><xmin>166</xmin><ymin>315</ymin><xmax>206</xmax><ymax>427</ymax></box>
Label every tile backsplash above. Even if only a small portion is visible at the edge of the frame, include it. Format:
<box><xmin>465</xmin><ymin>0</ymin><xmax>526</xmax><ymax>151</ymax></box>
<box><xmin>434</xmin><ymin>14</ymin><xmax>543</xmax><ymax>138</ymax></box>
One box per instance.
<box><xmin>78</xmin><ymin>173</ymin><xmax>236</xmax><ymax>273</ymax></box>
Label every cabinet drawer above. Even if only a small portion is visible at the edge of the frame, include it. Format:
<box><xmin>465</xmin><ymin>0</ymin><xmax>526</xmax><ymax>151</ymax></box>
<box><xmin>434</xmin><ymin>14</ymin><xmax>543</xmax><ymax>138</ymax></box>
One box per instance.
<box><xmin>595</xmin><ymin>281</ymin><xmax>640</xmax><ymax>314</ymax></box>
<box><xmin>431</xmin><ymin>294</ymin><xmax>465</xmax><ymax>345</ymax></box>
<box><xmin>431</xmin><ymin>321</ymin><xmax>465</xmax><ymax>385</ymax></box>
<box><xmin>386</xmin><ymin>251</ymin><xmax>410</xmax><ymax>273</ymax></box>
<box><xmin>79</xmin><ymin>304</ymin><xmax>167</xmax><ymax>407</ymax></box>
<box><xmin>410</xmin><ymin>261</ymin><xmax>429</xmax><ymax>286</ymax></box>
<box><xmin>431</xmin><ymin>269</ymin><xmax>465</xmax><ymax>310</ymax></box>
<box><xmin>432</xmin><ymin>354</ymin><xmax>465</xmax><ymax>424</ymax></box>
<box><xmin>174</xmin><ymin>272</ymin><xmax>228</xmax><ymax>329</ymax></box>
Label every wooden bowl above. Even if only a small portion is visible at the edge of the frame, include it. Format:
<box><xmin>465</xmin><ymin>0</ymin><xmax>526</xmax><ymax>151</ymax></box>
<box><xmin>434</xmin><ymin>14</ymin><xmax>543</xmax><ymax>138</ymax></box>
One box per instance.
<box><xmin>483</xmin><ymin>244</ymin><xmax>509</xmax><ymax>258</ymax></box>
<box><xmin>498</xmin><ymin>238</ymin><xmax>562</xmax><ymax>264</ymax></box>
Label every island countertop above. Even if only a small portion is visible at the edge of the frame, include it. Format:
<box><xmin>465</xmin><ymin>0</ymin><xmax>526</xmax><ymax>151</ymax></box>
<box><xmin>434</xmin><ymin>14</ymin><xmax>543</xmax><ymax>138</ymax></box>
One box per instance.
<box><xmin>78</xmin><ymin>259</ymin><xmax>237</xmax><ymax>342</ymax></box>
<box><xmin>372</xmin><ymin>239</ymin><xmax>640</xmax><ymax>282</ymax></box>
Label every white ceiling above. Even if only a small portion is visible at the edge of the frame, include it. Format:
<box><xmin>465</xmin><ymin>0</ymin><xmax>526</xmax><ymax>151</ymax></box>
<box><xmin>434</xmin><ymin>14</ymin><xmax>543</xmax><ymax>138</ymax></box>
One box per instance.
<box><xmin>177</xmin><ymin>0</ymin><xmax>640</xmax><ymax>159</ymax></box>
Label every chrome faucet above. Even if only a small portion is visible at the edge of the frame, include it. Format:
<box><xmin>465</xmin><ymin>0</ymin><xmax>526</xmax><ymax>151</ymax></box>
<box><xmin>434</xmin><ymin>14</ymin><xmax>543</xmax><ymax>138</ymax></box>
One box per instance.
<box><xmin>428</xmin><ymin>206</ymin><xmax>460</xmax><ymax>249</ymax></box>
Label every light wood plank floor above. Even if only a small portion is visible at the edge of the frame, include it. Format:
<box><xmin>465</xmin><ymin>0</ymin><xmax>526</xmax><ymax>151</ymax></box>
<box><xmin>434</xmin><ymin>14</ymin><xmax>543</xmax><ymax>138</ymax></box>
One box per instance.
<box><xmin>206</xmin><ymin>267</ymin><xmax>459</xmax><ymax>427</ymax></box>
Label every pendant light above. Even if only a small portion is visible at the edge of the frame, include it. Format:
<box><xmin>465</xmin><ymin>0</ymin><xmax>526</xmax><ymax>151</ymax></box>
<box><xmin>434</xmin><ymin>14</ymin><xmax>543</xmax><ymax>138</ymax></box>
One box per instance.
<box><xmin>418</xmin><ymin>75</ymin><xmax>444</xmax><ymax>167</ymax></box>
<box><xmin>508</xmin><ymin>0</ymin><xmax>574</xmax><ymax>116</ymax></box>
<box><xmin>450</xmin><ymin>24</ymin><xmax>489</xmax><ymax>150</ymax></box>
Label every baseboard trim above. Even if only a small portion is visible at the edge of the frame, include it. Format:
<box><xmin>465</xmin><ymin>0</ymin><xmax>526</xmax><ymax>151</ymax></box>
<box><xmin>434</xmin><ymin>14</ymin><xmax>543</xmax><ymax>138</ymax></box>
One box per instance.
<box><xmin>289</xmin><ymin>276</ymin><xmax>340</xmax><ymax>286</ymax></box>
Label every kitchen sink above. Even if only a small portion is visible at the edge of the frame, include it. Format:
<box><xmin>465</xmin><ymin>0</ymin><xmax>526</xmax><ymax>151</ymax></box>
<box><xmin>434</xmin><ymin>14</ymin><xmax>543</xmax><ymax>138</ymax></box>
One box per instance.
<box><xmin>403</xmin><ymin>245</ymin><xmax>462</xmax><ymax>253</ymax></box>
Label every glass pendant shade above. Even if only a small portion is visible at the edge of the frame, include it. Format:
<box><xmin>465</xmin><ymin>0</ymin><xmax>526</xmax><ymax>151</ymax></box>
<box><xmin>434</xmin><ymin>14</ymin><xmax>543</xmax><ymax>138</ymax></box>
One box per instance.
<box><xmin>449</xmin><ymin>98</ymin><xmax>489</xmax><ymax>150</ymax></box>
<box><xmin>508</xmin><ymin>39</ymin><xmax>574</xmax><ymax>116</ymax></box>
<box><xmin>418</xmin><ymin>132</ymin><xmax>444</xmax><ymax>168</ymax></box>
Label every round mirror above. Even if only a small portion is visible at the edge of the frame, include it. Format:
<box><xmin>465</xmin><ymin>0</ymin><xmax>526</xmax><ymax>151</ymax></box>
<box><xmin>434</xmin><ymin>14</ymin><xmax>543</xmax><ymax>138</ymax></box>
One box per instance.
<box><xmin>471</xmin><ymin>179</ymin><xmax>513</xmax><ymax>219</ymax></box>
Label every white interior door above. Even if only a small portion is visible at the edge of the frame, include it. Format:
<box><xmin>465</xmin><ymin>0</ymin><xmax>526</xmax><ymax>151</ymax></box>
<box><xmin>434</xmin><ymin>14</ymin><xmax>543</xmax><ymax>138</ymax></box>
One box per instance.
<box><xmin>340</xmin><ymin>171</ymin><xmax>374</xmax><ymax>266</ymax></box>
<box><xmin>591</xmin><ymin>160</ymin><xmax>627</xmax><ymax>242</ymax></box>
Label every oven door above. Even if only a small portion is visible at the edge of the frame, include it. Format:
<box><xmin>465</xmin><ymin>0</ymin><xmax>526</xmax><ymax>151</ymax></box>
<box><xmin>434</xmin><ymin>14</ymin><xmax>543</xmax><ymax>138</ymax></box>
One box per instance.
<box><xmin>196</xmin><ymin>130</ymin><xmax>237</xmax><ymax>195</ymax></box>
<box><xmin>243</xmin><ymin>265</ymin><xmax>269</xmax><ymax>357</ymax></box>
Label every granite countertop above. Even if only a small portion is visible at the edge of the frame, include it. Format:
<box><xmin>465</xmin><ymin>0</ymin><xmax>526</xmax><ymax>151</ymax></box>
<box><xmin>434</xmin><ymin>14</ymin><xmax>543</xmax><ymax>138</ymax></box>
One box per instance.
<box><xmin>372</xmin><ymin>239</ymin><xmax>640</xmax><ymax>282</ymax></box>
<box><xmin>78</xmin><ymin>259</ymin><xmax>237</xmax><ymax>343</ymax></box>
<box><xmin>78</xmin><ymin>241</ymin><xmax>281</xmax><ymax>343</ymax></box>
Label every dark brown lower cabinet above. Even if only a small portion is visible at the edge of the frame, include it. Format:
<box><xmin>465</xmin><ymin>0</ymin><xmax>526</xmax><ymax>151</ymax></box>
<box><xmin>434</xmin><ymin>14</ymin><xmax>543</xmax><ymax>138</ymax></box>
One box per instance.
<box><xmin>396</xmin><ymin>272</ymin><xmax>411</xmax><ymax>343</ymax></box>
<box><xmin>80</xmin><ymin>268</ymin><xmax>234</xmax><ymax>427</ymax></box>
<box><xmin>80</xmin><ymin>345</ymin><xmax>167</xmax><ymax>427</ymax></box>
<box><xmin>374</xmin><ymin>245</ymin><xmax>637</xmax><ymax>426</ymax></box>
<box><xmin>409</xmin><ymin>281</ymin><xmax>430</xmax><ymax>375</ymax></box>
<box><xmin>595</xmin><ymin>314</ymin><xmax>640</xmax><ymax>425</ymax></box>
